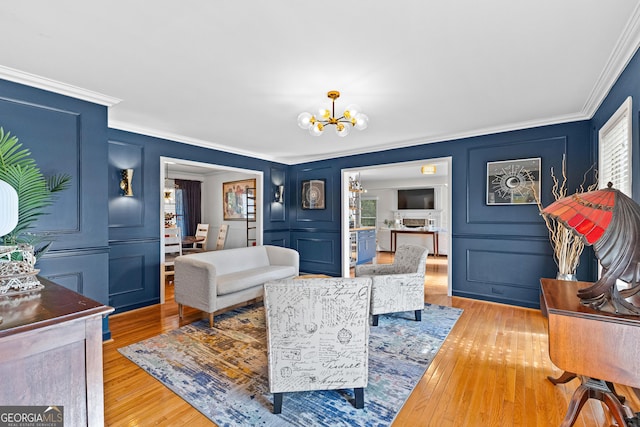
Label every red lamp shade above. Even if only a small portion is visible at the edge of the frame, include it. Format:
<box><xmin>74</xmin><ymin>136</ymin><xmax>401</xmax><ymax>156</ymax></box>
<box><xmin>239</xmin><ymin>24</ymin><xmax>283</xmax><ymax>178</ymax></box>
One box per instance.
<box><xmin>541</xmin><ymin>188</ymin><xmax>615</xmax><ymax>245</ymax></box>
<box><xmin>542</xmin><ymin>183</ymin><xmax>640</xmax><ymax>315</ymax></box>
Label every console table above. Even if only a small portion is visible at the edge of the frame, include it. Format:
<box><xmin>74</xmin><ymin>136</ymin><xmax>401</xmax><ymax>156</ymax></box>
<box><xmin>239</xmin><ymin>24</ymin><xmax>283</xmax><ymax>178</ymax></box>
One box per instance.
<box><xmin>0</xmin><ymin>277</ymin><xmax>113</xmax><ymax>425</ymax></box>
<box><xmin>541</xmin><ymin>278</ymin><xmax>640</xmax><ymax>426</ymax></box>
<box><xmin>390</xmin><ymin>229</ymin><xmax>439</xmax><ymax>255</ymax></box>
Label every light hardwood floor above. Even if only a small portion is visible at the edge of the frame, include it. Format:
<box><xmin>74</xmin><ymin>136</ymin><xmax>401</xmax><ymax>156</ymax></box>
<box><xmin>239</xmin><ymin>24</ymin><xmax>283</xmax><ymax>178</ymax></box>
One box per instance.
<box><xmin>104</xmin><ymin>253</ymin><xmax>639</xmax><ymax>426</ymax></box>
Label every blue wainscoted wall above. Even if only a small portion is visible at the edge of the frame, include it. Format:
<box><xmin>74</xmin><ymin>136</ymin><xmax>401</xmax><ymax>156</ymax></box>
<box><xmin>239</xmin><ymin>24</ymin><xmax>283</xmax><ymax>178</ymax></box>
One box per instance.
<box><xmin>107</xmin><ymin>129</ymin><xmax>290</xmax><ymax>313</ymax></box>
<box><xmin>0</xmin><ymin>79</ymin><xmax>112</xmax><ymax>338</ymax></box>
<box><xmin>290</xmin><ymin>121</ymin><xmax>595</xmax><ymax>308</ymax></box>
<box><xmin>264</xmin><ymin>165</ymin><xmax>290</xmax><ymax>247</ymax></box>
<box><xmin>290</xmin><ymin>166</ymin><xmax>341</xmax><ymax>275</ymax></box>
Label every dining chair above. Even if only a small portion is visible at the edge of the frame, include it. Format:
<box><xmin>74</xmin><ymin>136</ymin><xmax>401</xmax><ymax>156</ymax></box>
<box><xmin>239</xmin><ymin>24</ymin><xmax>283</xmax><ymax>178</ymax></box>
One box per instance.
<box><xmin>183</xmin><ymin>223</ymin><xmax>210</xmax><ymax>253</ymax></box>
<box><xmin>163</xmin><ymin>227</ymin><xmax>182</xmax><ymax>283</ymax></box>
<box><xmin>215</xmin><ymin>224</ymin><xmax>229</xmax><ymax>250</ymax></box>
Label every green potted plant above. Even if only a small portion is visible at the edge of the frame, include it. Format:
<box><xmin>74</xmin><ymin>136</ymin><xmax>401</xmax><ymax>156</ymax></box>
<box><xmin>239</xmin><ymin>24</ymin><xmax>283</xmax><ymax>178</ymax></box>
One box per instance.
<box><xmin>0</xmin><ymin>127</ymin><xmax>70</xmax><ymax>293</ymax></box>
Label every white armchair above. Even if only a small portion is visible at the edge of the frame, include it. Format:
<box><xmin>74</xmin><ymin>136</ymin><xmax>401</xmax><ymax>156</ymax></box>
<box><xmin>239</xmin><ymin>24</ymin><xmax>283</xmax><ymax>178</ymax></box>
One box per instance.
<box><xmin>263</xmin><ymin>277</ymin><xmax>372</xmax><ymax>414</ymax></box>
<box><xmin>355</xmin><ymin>244</ymin><xmax>428</xmax><ymax>326</ymax></box>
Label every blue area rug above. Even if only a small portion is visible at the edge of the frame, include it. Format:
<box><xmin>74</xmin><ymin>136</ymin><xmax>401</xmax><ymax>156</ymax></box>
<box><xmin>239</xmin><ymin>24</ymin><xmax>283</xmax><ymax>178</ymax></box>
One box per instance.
<box><xmin>119</xmin><ymin>303</ymin><xmax>462</xmax><ymax>426</ymax></box>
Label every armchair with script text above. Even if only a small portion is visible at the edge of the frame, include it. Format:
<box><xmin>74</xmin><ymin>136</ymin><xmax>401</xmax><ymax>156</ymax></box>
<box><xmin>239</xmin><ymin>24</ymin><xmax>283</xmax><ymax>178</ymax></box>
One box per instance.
<box><xmin>355</xmin><ymin>244</ymin><xmax>428</xmax><ymax>326</ymax></box>
<box><xmin>263</xmin><ymin>277</ymin><xmax>372</xmax><ymax>414</ymax></box>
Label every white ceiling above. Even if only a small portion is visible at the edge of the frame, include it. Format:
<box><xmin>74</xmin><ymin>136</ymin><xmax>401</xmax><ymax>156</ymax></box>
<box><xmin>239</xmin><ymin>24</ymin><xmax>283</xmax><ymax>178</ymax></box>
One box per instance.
<box><xmin>2</xmin><ymin>1</ymin><xmax>640</xmax><ymax>165</ymax></box>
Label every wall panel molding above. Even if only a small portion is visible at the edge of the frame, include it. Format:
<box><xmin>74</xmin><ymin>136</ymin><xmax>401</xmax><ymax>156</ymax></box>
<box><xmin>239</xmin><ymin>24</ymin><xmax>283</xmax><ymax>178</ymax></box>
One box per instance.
<box><xmin>453</xmin><ymin>236</ymin><xmax>561</xmax><ymax>309</ymax></box>
<box><xmin>108</xmin><ymin>240</ymin><xmax>159</xmax><ymax>313</ymax></box>
<box><xmin>0</xmin><ymin>96</ymin><xmax>82</xmax><ymax>234</ymax></box>
<box><xmin>466</xmin><ymin>136</ymin><xmax>568</xmax><ymax>226</ymax></box>
<box><xmin>37</xmin><ymin>252</ymin><xmax>109</xmax><ymax>305</ymax></box>
<box><xmin>109</xmin><ymin>254</ymin><xmax>145</xmax><ymax>296</ymax></box>
<box><xmin>294</xmin><ymin>166</ymin><xmax>335</xmax><ymax>223</ymax></box>
<box><xmin>292</xmin><ymin>230</ymin><xmax>340</xmax><ymax>275</ymax></box>
<box><xmin>43</xmin><ymin>272</ymin><xmax>83</xmax><ymax>294</ymax></box>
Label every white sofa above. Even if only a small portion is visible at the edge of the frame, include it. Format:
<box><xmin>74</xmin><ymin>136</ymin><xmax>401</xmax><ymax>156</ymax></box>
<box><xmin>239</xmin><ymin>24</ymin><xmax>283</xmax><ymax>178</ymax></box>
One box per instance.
<box><xmin>174</xmin><ymin>245</ymin><xmax>299</xmax><ymax>326</ymax></box>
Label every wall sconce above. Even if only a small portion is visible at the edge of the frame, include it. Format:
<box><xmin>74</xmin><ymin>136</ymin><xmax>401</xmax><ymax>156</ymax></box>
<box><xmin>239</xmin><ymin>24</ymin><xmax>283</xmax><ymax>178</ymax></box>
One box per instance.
<box><xmin>274</xmin><ymin>185</ymin><xmax>284</xmax><ymax>203</ymax></box>
<box><xmin>120</xmin><ymin>168</ymin><xmax>134</xmax><ymax>197</ymax></box>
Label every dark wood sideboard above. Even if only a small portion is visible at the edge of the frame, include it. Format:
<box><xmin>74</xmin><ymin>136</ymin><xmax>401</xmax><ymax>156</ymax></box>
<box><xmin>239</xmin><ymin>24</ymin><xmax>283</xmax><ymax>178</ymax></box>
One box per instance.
<box><xmin>0</xmin><ymin>277</ymin><xmax>113</xmax><ymax>425</ymax></box>
<box><xmin>390</xmin><ymin>229</ymin><xmax>439</xmax><ymax>255</ymax></box>
<box><xmin>541</xmin><ymin>278</ymin><xmax>640</xmax><ymax>426</ymax></box>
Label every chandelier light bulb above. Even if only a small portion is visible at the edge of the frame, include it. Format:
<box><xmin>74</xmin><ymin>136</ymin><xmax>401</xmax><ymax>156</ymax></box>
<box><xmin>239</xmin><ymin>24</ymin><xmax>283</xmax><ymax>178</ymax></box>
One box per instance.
<box><xmin>317</xmin><ymin>106</ymin><xmax>331</xmax><ymax>120</ymax></box>
<box><xmin>354</xmin><ymin>113</ymin><xmax>369</xmax><ymax>130</ymax></box>
<box><xmin>309</xmin><ymin>122</ymin><xmax>324</xmax><ymax>136</ymax></box>
<box><xmin>344</xmin><ymin>104</ymin><xmax>361</xmax><ymax>119</ymax></box>
<box><xmin>336</xmin><ymin>122</ymin><xmax>351</xmax><ymax>137</ymax></box>
<box><xmin>297</xmin><ymin>112</ymin><xmax>313</xmax><ymax>129</ymax></box>
<box><xmin>297</xmin><ymin>91</ymin><xmax>368</xmax><ymax>137</ymax></box>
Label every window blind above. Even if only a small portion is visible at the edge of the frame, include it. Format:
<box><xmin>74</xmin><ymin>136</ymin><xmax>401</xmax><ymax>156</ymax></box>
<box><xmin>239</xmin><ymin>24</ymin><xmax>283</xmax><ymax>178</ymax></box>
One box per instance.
<box><xmin>599</xmin><ymin>97</ymin><xmax>632</xmax><ymax>196</ymax></box>
<box><xmin>598</xmin><ymin>97</ymin><xmax>632</xmax><ymax>289</ymax></box>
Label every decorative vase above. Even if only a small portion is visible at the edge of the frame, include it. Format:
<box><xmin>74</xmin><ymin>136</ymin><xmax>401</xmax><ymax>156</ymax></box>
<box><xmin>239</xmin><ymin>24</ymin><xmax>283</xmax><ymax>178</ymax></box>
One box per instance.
<box><xmin>556</xmin><ymin>272</ymin><xmax>578</xmax><ymax>281</ymax></box>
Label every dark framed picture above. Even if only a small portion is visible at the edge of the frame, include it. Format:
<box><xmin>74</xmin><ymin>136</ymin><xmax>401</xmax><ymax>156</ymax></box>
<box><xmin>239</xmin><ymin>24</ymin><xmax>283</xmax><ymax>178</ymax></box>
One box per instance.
<box><xmin>486</xmin><ymin>158</ymin><xmax>540</xmax><ymax>205</ymax></box>
<box><xmin>301</xmin><ymin>179</ymin><xmax>325</xmax><ymax>210</ymax></box>
<box><xmin>223</xmin><ymin>179</ymin><xmax>256</xmax><ymax>220</ymax></box>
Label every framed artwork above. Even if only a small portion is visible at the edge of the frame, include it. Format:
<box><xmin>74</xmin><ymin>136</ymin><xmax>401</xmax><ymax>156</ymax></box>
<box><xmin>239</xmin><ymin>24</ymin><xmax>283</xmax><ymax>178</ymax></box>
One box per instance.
<box><xmin>301</xmin><ymin>179</ymin><xmax>326</xmax><ymax>210</ymax></box>
<box><xmin>486</xmin><ymin>158</ymin><xmax>540</xmax><ymax>205</ymax></box>
<box><xmin>223</xmin><ymin>179</ymin><xmax>256</xmax><ymax>220</ymax></box>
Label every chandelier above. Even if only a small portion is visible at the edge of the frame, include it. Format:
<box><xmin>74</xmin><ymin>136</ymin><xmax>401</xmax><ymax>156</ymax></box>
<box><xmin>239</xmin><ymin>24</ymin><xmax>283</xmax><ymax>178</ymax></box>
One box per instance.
<box><xmin>297</xmin><ymin>91</ymin><xmax>369</xmax><ymax>137</ymax></box>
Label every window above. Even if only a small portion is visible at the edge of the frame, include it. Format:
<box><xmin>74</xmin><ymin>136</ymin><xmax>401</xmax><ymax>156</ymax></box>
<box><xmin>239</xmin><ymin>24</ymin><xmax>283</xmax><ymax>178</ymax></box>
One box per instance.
<box><xmin>360</xmin><ymin>198</ymin><xmax>377</xmax><ymax>227</ymax></box>
<box><xmin>598</xmin><ymin>97</ymin><xmax>632</xmax><ymax>289</ymax></box>
<box><xmin>175</xmin><ymin>188</ymin><xmax>187</xmax><ymax>239</ymax></box>
<box><xmin>599</xmin><ymin>96</ymin><xmax>632</xmax><ymax>195</ymax></box>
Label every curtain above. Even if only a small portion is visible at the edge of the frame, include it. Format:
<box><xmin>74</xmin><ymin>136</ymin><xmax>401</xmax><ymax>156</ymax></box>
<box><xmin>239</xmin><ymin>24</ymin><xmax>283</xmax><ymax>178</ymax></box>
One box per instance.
<box><xmin>174</xmin><ymin>179</ymin><xmax>201</xmax><ymax>236</ymax></box>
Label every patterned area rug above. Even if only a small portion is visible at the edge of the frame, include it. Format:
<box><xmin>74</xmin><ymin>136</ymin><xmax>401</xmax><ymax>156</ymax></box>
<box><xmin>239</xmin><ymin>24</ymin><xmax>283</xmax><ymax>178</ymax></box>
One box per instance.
<box><xmin>119</xmin><ymin>303</ymin><xmax>462</xmax><ymax>426</ymax></box>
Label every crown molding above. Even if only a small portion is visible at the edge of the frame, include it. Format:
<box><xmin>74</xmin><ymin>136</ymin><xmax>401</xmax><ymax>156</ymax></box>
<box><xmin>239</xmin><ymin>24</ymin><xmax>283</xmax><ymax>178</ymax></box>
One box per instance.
<box><xmin>108</xmin><ymin>120</ymin><xmax>280</xmax><ymax>163</ymax></box>
<box><xmin>581</xmin><ymin>3</ymin><xmax>640</xmax><ymax>117</ymax></box>
<box><xmin>280</xmin><ymin>111</ymin><xmax>589</xmax><ymax>164</ymax></box>
<box><xmin>0</xmin><ymin>65</ymin><xmax>121</xmax><ymax>106</ymax></box>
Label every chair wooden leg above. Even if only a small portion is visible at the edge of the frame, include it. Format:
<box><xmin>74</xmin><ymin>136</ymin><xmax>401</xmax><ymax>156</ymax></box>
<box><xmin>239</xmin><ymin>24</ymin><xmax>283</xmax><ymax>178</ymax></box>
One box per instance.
<box><xmin>415</xmin><ymin>309</ymin><xmax>422</xmax><ymax>321</ymax></box>
<box><xmin>273</xmin><ymin>393</ymin><xmax>283</xmax><ymax>414</ymax></box>
<box><xmin>208</xmin><ymin>313</ymin><xmax>215</xmax><ymax>328</ymax></box>
<box><xmin>548</xmin><ymin>371</ymin><xmax>577</xmax><ymax>385</ymax></box>
<box><xmin>178</xmin><ymin>304</ymin><xmax>183</xmax><ymax>319</ymax></box>
<box><xmin>372</xmin><ymin>314</ymin><xmax>379</xmax><ymax>326</ymax></box>
<box><xmin>354</xmin><ymin>388</ymin><xmax>364</xmax><ymax>409</ymax></box>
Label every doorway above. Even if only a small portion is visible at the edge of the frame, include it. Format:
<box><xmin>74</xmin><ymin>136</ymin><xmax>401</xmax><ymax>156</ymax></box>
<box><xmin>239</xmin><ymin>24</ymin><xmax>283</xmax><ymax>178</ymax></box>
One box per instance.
<box><xmin>341</xmin><ymin>157</ymin><xmax>453</xmax><ymax>296</ymax></box>
<box><xmin>159</xmin><ymin>156</ymin><xmax>264</xmax><ymax>303</ymax></box>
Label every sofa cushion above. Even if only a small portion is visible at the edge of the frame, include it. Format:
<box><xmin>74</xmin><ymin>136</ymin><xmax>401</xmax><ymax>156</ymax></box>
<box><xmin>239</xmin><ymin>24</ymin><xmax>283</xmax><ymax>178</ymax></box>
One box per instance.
<box><xmin>217</xmin><ymin>265</ymin><xmax>297</xmax><ymax>296</ymax></box>
<box><xmin>183</xmin><ymin>246</ymin><xmax>271</xmax><ymax>276</ymax></box>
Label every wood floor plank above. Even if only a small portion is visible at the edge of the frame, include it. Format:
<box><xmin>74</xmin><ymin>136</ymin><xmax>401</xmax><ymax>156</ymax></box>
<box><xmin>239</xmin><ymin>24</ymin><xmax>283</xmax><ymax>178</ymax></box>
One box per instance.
<box><xmin>103</xmin><ymin>254</ymin><xmax>640</xmax><ymax>426</ymax></box>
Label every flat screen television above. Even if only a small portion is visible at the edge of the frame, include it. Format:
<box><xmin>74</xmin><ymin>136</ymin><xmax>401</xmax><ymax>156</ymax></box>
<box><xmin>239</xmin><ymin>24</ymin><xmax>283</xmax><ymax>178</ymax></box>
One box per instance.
<box><xmin>397</xmin><ymin>188</ymin><xmax>435</xmax><ymax>210</ymax></box>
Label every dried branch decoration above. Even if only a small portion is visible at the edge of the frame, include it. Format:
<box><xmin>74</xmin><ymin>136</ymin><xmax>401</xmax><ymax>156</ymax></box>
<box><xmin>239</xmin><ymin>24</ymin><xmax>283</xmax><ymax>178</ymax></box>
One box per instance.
<box><xmin>528</xmin><ymin>155</ymin><xmax>597</xmax><ymax>276</ymax></box>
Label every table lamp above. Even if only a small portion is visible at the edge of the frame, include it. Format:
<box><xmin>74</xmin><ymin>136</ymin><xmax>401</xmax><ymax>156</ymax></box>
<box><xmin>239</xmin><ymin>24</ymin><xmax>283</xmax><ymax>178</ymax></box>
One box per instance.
<box><xmin>0</xmin><ymin>179</ymin><xmax>18</xmax><ymax>237</ymax></box>
<box><xmin>542</xmin><ymin>182</ymin><xmax>640</xmax><ymax>315</ymax></box>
